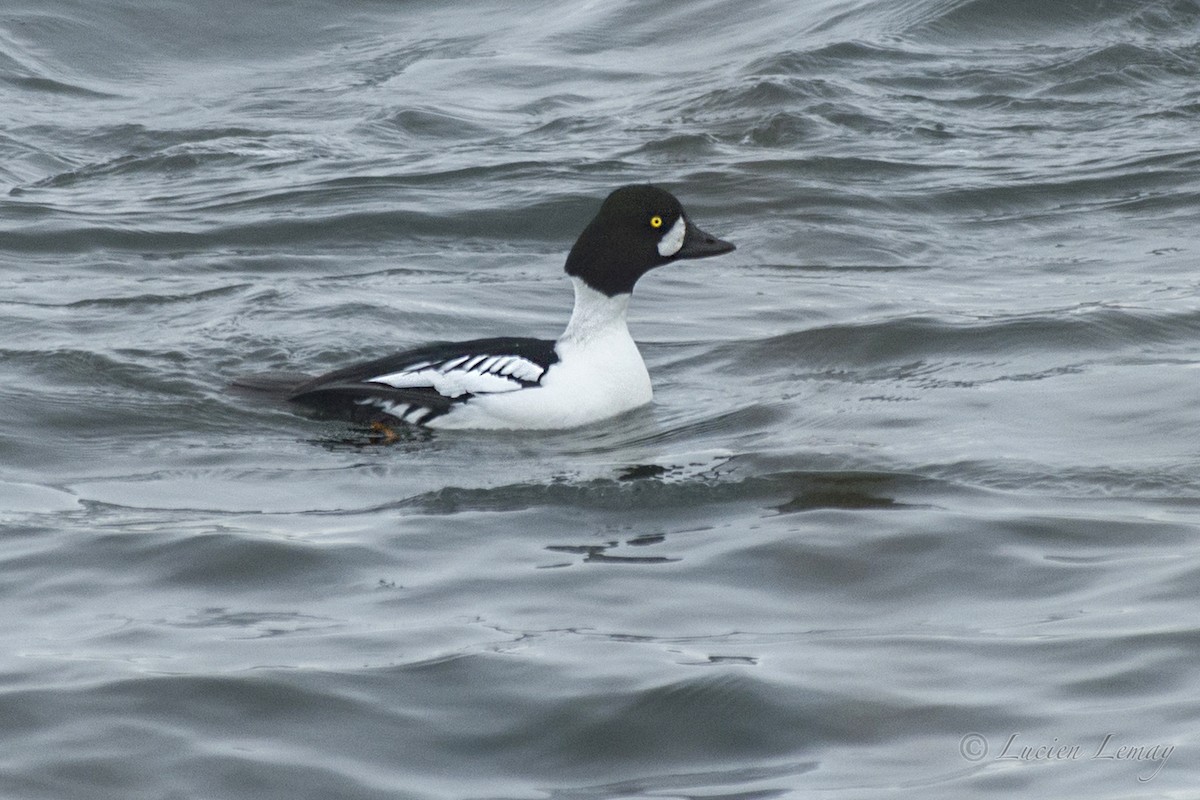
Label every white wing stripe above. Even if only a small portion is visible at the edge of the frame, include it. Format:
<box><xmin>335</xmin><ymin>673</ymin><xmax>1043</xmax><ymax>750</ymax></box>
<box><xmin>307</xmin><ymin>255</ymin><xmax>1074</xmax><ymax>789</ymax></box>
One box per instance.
<box><xmin>366</xmin><ymin>353</ymin><xmax>549</xmax><ymax>398</ymax></box>
<box><xmin>368</xmin><ymin>367</ymin><xmax>527</xmax><ymax>397</ymax></box>
<box><xmin>509</xmin><ymin>359</ymin><xmax>546</xmax><ymax>382</ymax></box>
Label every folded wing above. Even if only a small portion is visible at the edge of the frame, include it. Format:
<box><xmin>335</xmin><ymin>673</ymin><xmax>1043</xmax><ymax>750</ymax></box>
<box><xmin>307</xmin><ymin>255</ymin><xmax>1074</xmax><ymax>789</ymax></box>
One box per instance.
<box><xmin>288</xmin><ymin>337</ymin><xmax>559</xmax><ymax>425</ymax></box>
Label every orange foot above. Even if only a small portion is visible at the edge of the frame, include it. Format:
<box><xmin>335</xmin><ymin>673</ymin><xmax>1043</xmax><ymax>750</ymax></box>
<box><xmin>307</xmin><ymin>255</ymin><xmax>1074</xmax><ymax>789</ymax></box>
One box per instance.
<box><xmin>369</xmin><ymin>421</ymin><xmax>399</xmax><ymax>444</ymax></box>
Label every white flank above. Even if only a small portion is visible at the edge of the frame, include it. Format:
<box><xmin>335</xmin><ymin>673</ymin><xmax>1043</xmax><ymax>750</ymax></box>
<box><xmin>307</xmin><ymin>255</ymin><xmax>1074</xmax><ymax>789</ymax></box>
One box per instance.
<box><xmin>432</xmin><ymin>278</ymin><xmax>652</xmax><ymax>430</ymax></box>
<box><xmin>656</xmin><ymin>215</ymin><xmax>686</xmax><ymax>257</ymax></box>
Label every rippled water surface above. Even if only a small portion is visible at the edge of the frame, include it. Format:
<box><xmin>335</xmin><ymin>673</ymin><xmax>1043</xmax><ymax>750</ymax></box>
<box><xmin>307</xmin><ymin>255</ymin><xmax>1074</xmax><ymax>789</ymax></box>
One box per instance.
<box><xmin>3</xmin><ymin>0</ymin><xmax>1199</xmax><ymax>797</ymax></box>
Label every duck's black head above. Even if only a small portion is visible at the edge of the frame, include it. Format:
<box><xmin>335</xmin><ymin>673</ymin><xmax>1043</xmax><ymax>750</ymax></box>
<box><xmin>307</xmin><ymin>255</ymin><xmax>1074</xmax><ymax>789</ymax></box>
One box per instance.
<box><xmin>564</xmin><ymin>185</ymin><xmax>735</xmax><ymax>297</ymax></box>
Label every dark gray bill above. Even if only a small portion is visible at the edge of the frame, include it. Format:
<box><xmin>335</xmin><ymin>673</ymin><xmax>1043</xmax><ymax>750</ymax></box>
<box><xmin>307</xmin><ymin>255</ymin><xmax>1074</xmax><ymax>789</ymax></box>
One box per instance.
<box><xmin>676</xmin><ymin>219</ymin><xmax>736</xmax><ymax>259</ymax></box>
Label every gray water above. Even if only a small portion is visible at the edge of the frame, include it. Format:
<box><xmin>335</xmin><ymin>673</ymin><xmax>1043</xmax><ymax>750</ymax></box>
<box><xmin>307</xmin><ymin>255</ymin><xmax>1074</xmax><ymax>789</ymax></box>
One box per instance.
<box><xmin>2</xmin><ymin>0</ymin><xmax>1199</xmax><ymax>797</ymax></box>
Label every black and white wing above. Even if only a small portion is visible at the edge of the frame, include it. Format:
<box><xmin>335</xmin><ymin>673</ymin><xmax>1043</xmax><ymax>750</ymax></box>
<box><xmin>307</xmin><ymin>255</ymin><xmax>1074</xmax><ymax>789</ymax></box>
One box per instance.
<box><xmin>288</xmin><ymin>337</ymin><xmax>559</xmax><ymax>426</ymax></box>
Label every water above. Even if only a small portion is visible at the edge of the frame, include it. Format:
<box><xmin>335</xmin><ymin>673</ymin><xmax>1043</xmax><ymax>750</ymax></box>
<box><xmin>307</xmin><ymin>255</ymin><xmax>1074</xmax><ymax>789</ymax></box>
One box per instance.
<box><xmin>2</xmin><ymin>0</ymin><xmax>1199</xmax><ymax>796</ymax></box>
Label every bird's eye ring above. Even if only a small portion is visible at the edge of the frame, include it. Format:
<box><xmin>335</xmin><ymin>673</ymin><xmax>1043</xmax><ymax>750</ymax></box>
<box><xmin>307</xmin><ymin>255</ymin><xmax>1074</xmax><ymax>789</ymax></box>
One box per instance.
<box><xmin>650</xmin><ymin>215</ymin><xmax>663</xmax><ymax>228</ymax></box>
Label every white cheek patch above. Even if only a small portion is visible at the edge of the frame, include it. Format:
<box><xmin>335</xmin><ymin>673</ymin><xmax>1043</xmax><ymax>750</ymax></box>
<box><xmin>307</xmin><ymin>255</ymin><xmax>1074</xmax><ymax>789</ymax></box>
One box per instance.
<box><xmin>657</xmin><ymin>215</ymin><xmax>686</xmax><ymax>257</ymax></box>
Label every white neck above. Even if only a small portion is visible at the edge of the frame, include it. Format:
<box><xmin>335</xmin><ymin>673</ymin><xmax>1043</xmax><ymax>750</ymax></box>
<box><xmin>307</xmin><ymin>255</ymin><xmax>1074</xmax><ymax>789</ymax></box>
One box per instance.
<box><xmin>558</xmin><ymin>277</ymin><xmax>632</xmax><ymax>346</ymax></box>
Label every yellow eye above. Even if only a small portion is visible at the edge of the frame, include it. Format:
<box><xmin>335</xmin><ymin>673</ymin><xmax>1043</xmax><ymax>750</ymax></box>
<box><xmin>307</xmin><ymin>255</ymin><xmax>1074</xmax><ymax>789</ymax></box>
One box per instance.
<box><xmin>650</xmin><ymin>215</ymin><xmax>663</xmax><ymax>228</ymax></box>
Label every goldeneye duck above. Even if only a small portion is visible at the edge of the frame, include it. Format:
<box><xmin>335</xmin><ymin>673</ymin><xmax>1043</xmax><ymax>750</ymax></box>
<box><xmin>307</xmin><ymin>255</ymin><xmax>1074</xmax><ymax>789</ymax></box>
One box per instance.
<box><xmin>288</xmin><ymin>184</ymin><xmax>735</xmax><ymax>430</ymax></box>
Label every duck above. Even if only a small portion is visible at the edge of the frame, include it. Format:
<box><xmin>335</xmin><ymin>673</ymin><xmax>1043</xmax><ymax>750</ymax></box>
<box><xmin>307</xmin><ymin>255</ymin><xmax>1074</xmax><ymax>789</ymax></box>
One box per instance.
<box><xmin>287</xmin><ymin>184</ymin><xmax>735</xmax><ymax>430</ymax></box>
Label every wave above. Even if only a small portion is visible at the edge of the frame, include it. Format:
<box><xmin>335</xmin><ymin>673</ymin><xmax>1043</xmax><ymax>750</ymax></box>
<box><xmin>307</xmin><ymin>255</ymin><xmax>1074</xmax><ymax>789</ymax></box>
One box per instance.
<box><xmin>703</xmin><ymin>306</ymin><xmax>1200</xmax><ymax>373</ymax></box>
<box><xmin>885</xmin><ymin>0</ymin><xmax>1200</xmax><ymax>44</ymax></box>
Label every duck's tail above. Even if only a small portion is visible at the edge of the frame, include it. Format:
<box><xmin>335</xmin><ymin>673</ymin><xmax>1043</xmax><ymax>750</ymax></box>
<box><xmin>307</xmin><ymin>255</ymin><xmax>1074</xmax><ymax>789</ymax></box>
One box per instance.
<box><xmin>227</xmin><ymin>371</ymin><xmax>314</xmax><ymax>401</ymax></box>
